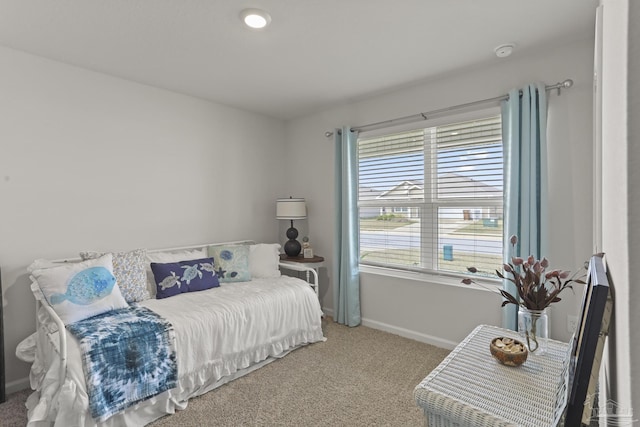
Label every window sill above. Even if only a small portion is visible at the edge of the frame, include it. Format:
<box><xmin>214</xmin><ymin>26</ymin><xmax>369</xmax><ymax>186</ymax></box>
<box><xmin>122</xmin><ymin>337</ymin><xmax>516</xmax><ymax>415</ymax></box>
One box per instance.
<box><xmin>358</xmin><ymin>264</ymin><xmax>501</xmax><ymax>293</ymax></box>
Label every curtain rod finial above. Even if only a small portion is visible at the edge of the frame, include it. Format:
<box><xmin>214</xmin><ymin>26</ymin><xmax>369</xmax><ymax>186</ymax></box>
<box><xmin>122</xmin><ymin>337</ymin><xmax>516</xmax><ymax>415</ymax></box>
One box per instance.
<box><xmin>555</xmin><ymin>79</ymin><xmax>573</xmax><ymax>95</ymax></box>
<box><xmin>325</xmin><ymin>131</ymin><xmax>334</xmax><ymax>138</ymax></box>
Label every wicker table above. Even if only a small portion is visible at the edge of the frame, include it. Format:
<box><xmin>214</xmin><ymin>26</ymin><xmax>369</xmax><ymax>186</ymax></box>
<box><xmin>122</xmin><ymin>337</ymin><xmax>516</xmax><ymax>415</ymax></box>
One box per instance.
<box><xmin>414</xmin><ymin>324</ymin><xmax>571</xmax><ymax>427</ymax></box>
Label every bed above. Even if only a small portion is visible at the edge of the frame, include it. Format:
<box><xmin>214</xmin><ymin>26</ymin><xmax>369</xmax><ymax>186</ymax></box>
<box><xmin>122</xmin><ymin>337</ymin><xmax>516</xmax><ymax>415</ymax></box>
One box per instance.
<box><xmin>21</xmin><ymin>242</ymin><xmax>325</xmax><ymax>426</ymax></box>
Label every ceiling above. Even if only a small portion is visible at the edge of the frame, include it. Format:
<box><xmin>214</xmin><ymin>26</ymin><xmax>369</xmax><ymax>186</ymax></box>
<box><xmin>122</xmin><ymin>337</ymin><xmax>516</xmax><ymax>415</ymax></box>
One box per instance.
<box><xmin>0</xmin><ymin>0</ymin><xmax>598</xmax><ymax>120</ymax></box>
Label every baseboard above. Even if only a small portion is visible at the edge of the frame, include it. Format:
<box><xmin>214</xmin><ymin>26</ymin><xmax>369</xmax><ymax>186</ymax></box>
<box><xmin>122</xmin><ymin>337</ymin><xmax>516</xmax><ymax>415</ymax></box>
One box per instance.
<box><xmin>322</xmin><ymin>308</ymin><xmax>458</xmax><ymax>350</ymax></box>
<box><xmin>6</xmin><ymin>377</ymin><xmax>30</xmax><ymax>395</ymax></box>
<box><xmin>361</xmin><ymin>318</ymin><xmax>458</xmax><ymax>350</ymax></box>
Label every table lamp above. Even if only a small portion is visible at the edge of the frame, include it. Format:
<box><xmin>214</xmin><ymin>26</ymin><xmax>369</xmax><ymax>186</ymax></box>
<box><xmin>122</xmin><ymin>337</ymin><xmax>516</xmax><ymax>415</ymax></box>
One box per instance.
<box><xmin>276</xmin><ymin>197</ymin><xmax>307</xmax><ymax>257</ymax></box>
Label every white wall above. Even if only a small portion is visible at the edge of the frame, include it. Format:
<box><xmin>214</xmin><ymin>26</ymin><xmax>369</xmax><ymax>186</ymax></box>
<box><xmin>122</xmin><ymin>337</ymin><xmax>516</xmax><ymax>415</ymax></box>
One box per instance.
<box><xmin>599</xmin><ymin>0</ymin><xmax>637</xmax><ymax>421</ymax></box>
<box><xmin>627</xmin><ymin>1</ymin><xmax>640</xmax><ymax>420</ymax></box>
<box><xmin>0</xmin><ymin>46</ymin><xmax>286</xmax><ymax>390</ymax></box>
<box><xmin>628</xmin><ymin>0</ymin><xmax>639</xmax><ymax>417</ymax></box>
<box><xmin>286</xmin><ymin>38</ymin><xmax>595</xmax><ymax>347</ymax></box>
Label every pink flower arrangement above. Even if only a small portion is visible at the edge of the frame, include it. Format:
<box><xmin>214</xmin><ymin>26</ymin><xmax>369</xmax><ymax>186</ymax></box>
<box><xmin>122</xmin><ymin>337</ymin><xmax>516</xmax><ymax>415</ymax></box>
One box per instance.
<box><xmin>462</xmin><ymin>235</ymin><xmax>585</xmax><ymax>310</ymax></box>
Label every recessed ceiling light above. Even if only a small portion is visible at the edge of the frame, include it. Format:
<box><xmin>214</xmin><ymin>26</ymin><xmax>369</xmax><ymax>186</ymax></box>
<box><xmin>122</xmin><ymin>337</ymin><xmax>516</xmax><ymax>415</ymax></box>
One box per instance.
<box><xmin>240</xmin><ymin>8</ymin><xmax>271</xmax><ymax>29</ymax></box>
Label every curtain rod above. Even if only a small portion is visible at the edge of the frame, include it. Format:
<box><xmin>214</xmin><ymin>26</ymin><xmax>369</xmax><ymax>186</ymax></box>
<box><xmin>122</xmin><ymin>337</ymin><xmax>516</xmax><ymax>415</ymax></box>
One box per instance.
<box><xmin>324</xmin><ymin>79</ymin><xmax>573</xmax><ymax>137</ymax></box>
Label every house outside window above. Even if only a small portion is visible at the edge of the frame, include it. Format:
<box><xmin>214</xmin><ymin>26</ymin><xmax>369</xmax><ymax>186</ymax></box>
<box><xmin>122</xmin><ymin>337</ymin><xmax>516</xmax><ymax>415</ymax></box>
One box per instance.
<box><xmin>357</xmin><ymin>112</ymin><xmax>503</xmax><ymax>277</ymax></box>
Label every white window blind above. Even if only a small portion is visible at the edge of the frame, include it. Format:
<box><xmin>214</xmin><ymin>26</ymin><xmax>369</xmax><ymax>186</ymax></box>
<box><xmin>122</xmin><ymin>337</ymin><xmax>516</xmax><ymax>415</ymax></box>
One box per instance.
<box><xmin>358</xmin><ymin>114</ymin><xmax>503</xmax><ymax>277</ymax></box>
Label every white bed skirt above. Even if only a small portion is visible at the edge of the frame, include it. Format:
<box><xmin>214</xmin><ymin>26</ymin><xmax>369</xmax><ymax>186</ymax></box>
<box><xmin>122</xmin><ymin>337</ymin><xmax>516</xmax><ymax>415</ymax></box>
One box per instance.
<box><xmin>26</xmin><ymin>277</ymin><xmax>325</xmax><ymax>426</ymax></box>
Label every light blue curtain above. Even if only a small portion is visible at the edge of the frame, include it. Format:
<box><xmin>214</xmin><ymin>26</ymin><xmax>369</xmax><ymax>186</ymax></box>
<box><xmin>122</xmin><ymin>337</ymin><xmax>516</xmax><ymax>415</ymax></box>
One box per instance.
<box><xmin>501</xmin><ymin>83</ymin><xmax>548</xmax><ymax>330</ymax></box>
<box><xmin>333</xmin><ymin>126</ymin><xmax>361</xmax><ymax>327</ymax></box>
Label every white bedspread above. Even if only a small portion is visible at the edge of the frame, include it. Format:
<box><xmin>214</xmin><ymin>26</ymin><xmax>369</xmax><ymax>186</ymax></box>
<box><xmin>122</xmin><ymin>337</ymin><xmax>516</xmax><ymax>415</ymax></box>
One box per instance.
<box><xmin>27</xmin><ymin>276</ymin><xmax>325</xmax><ymax>426</ymax></box>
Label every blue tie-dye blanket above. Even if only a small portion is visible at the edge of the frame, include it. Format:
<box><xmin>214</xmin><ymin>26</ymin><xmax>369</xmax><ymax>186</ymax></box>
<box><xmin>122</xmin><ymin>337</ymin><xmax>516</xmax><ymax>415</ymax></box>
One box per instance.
<box><xmin>66</xmin><ymin>306</ymin><xmax>177</xmax><ymax>421</ymax></box>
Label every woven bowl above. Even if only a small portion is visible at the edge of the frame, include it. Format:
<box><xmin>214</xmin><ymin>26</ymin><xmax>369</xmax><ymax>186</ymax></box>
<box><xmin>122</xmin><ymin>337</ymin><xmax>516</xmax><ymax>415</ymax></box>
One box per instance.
<box><xmin>490</xmin><ymin>337</ymin><xmax>528</xmax><ymax>367</ymax></box>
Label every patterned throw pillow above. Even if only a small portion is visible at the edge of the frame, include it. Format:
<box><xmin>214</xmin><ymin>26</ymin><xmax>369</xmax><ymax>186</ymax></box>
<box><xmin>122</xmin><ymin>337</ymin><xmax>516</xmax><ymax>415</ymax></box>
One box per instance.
<box><xmin>151</xmin><ymin>257</ymin><xmax>220</xmax><ymax>299</ymax></box>
<box><xmin>31</xmin><ymin>254</ymin><xmax>129</xmax><ymax>325</ymax></box>
<box><xmin>207</xmin><ymin>245</ymin><xmax>251</xmax><ymax>283</ymax></box>
<box><xmin>80</xmin><ymin>249</ymin><xmax>150</xmax><ymax>303</ymax></box>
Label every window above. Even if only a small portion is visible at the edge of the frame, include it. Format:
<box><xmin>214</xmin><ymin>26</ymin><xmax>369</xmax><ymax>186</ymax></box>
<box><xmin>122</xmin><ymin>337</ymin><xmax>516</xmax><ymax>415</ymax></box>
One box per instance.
<box><xmin>358</xmin><ymin>113</ymin><xmax>503</xmax><ymax>277</ymax></box>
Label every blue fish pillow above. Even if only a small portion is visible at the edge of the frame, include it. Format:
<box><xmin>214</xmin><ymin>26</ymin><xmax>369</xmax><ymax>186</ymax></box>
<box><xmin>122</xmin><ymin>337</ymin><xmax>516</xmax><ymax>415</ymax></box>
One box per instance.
<box><xmin>151</xmin><ymin>257</ymin><xmax>220</xmax><ymax>299</ymax></box>
<box><xmin>31</xmin><ymin>254</ymin><xmax>129</xmax><ymax>325</ymax></box>
<box><xmin>207</xmin><ymin>245</ymin><xmax>251</xmax><ymax>283</ymax></box>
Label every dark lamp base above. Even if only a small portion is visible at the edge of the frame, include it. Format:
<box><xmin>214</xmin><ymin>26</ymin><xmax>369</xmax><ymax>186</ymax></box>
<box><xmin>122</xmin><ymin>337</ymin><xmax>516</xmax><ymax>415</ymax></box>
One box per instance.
<box><xmin>284</xmin><ymin>239</ymin><xmax>302</xmax><ymax>257</ymax></box>
<box><xmin>284</xmin><ymin>225</ymin><xmax>301</xmax><ymax>257</ymax></box>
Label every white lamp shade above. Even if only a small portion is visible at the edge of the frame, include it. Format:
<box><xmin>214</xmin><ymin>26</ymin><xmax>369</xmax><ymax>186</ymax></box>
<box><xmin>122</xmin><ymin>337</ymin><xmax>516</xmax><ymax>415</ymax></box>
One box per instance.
<box><xmin>276</xmin><ymin>198</ymin><xmax>307</xmax><ymax>220</ymax></box>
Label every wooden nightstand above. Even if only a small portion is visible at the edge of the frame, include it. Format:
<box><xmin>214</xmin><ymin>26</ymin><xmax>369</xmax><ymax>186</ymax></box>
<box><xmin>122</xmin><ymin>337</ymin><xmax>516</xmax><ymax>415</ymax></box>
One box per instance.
<box><xmin>278</xmin><ymin>254</ymin><xmax>325</xmax><ymax>299</ymax></box>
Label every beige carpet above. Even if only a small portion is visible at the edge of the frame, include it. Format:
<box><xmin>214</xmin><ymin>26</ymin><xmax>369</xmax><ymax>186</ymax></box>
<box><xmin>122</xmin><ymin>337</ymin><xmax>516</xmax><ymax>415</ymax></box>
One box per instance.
<box><xmin>0</xmin><ymin>318</ymin><xmax>450</xmax><ymax>426</ymax></box>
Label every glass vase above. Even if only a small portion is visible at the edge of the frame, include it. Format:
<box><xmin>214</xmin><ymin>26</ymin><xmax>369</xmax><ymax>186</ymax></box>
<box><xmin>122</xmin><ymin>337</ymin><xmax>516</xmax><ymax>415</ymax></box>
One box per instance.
<box><xmin>518</xmin><ymin>308</ymin><xmax>549</xmax><ymax>355</ymax></box>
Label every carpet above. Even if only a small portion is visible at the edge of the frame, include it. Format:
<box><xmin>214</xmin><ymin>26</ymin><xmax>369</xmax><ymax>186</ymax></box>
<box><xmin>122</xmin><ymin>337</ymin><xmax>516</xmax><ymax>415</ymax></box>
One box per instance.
<box><xmin>0</xmin><ymin>318</ymin><xmax>450</xmax><ymax>426</ymax></box>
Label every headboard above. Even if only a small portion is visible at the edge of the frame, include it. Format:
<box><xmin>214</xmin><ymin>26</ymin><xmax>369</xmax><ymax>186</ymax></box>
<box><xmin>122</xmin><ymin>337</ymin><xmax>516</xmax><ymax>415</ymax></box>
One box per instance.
<box><xmin>47</xmin><ymin>240</ymin><xmax>257</xmax><ymax>264</ymax></box>
<box><xmin>565</xmin><ymin>254</ymin><xmax>613</xmax><ymax>426</ymax></box>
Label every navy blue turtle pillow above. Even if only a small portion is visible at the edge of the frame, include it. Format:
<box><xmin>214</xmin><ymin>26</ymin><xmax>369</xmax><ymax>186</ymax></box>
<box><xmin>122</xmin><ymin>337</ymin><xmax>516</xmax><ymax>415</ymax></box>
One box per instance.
<box><xmin>151</xmin><ymin>257</ymin><xmax>219</xmax><ymax>299</ymax></box>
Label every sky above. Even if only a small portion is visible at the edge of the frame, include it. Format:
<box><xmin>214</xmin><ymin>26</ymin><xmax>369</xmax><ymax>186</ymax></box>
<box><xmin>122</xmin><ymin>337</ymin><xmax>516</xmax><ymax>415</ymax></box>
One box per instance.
<box><xmin>358</xmin><ymin>143</ymin><xmax>503</xmax><ymax>194</ymax></box>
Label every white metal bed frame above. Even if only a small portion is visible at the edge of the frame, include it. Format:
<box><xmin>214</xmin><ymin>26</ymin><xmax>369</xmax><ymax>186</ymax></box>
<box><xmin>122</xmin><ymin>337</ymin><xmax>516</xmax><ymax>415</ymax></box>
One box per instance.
<box><xmin>33</xmin><ymin>240</ymin><xmax>319</xmax><ymax>401</ymax></box>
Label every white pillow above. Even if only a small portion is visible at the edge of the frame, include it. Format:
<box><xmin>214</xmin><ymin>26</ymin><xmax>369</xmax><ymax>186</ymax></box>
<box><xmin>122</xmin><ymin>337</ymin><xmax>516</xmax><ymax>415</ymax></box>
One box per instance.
<box><xmin>249</xmin><ymin>243</ymin><xmax>282</xmax><ymax>278</ymax></box>
<box><xmin>146</xmin><ymin>248</ymin><xmax>208</xmax><ymax>297</ymax></box>
<box><xmin>31</xmin><ymin>254</ymin><xmax>128</xmax><ymax>325</ymax></box>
